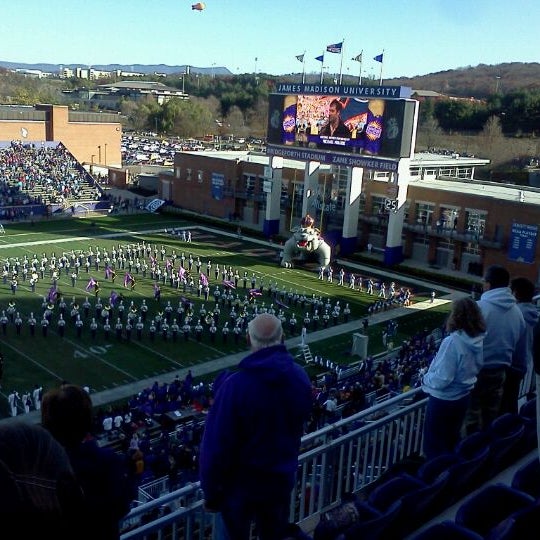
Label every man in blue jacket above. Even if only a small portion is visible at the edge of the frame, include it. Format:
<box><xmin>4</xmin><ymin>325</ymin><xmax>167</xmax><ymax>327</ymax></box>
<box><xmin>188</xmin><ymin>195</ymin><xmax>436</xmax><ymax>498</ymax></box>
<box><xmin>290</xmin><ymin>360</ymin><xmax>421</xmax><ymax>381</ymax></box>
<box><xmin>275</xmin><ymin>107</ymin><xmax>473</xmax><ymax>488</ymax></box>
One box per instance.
<box><xmin>199</xmin><ymin>313</ymin><xmax>313</xmax><ymax>540</ymax></box>
<box><xmin>464</xmin><ymin>265</ymin><xmax>527</xmax><ymax>434</ymax></box>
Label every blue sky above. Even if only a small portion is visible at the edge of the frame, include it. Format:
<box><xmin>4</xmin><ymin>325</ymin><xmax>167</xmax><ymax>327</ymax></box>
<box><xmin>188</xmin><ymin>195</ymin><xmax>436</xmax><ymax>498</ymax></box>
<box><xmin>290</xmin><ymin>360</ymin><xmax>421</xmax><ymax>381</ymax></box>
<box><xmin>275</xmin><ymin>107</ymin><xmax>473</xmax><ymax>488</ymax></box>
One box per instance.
<box><xmin>1</xmin><ymin>0</ymin><xmax>538</xmax><ymax>79</ymax></box>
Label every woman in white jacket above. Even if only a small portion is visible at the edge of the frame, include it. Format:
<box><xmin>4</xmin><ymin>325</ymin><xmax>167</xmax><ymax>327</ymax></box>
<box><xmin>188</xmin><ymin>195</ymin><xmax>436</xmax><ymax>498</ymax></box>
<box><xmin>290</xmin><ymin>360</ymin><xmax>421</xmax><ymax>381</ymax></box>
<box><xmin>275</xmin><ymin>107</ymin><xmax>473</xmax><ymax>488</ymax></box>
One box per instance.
<box><xmin>422</xmin><ymin>297</ymin><xmax>486</xmax><ymax>459</ymax></box>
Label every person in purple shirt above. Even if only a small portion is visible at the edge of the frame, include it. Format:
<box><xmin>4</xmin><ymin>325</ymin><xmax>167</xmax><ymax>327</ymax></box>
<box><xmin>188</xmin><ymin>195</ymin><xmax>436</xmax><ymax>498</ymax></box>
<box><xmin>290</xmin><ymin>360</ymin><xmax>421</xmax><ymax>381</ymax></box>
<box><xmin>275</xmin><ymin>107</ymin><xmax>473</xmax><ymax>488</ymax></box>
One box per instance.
<box><xmin>199</xmin><ymin>313</ymin><xmax>313</xmax><ymax>540</ymax></box>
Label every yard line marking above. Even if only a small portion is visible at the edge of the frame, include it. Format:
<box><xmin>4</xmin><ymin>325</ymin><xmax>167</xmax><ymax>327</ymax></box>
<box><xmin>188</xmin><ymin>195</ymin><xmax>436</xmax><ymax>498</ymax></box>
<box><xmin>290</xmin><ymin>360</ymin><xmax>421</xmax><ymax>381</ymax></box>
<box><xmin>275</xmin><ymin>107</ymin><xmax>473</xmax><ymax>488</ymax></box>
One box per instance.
<box><xmin>58</xmin><ymin>336</ymin><xmax>139</xmax><ymax>379</ymax></box>
<box><xmin>130</xmin><ymin>340</ymin><xmax>185</xmax><ymax>367</ymax></box>
<box><xmin>0</xmin><ymin>340</ymin><xmax>65</xmax><ymax>380</ymax></box>
<box><xmin>193</xmin><ymin>340</ymin><xmax>232</xmax><ymax>355</ymax></box>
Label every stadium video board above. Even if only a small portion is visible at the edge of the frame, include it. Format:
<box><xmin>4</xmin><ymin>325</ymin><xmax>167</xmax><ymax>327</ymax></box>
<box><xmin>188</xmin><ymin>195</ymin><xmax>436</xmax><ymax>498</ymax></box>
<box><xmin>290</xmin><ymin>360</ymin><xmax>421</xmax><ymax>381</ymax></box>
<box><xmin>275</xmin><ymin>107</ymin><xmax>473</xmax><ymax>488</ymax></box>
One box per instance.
<box><xmin>266</xmin><ymin>85</ymin><xmax>417</xmax><ymax>170</ymax></box>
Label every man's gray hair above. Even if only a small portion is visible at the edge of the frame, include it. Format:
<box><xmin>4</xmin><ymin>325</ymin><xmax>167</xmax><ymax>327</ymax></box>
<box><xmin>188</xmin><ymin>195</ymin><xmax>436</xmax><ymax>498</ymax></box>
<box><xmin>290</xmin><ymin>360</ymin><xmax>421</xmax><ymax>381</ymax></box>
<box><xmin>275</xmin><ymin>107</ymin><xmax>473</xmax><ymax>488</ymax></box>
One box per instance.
<box><xmin>248</xmin><ymin>313</ymin><xmax>283</xmax><ymax>349</ymax></box>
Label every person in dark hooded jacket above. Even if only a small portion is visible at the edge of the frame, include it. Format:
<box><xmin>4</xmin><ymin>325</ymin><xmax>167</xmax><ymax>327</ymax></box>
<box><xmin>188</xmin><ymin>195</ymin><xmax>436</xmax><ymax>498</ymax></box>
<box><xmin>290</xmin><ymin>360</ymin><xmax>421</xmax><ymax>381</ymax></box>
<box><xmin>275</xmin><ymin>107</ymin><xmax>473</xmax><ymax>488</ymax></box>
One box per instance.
<box><xmin>464</xmin><ymin>265</ymin><xmax>526</xmax><ymax>434</ymax></box>
<box><xmin>530</xmin><ymin>297</ymin><xmax>540</xmax><ymax>459</ymax></box>
<box><xmin>199</xmin><ymin>313</ymin><xmax>313</xmax><ymax>540</ymax></box>
<box><xmin>500</xmin><ymin>277</ymin><xmax>539</xmax><ymax>414</ymax></box>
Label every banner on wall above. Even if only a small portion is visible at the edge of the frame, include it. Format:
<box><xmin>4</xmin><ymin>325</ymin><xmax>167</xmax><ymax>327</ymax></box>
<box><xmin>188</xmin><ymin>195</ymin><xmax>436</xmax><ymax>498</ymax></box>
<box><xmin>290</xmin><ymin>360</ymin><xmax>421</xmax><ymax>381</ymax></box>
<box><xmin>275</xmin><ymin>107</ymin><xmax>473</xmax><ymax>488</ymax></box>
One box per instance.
<box><xmin>211</xmin><ymin>173</ymin><xmax>224</xmax><ymax>200</ymax></box>
<box><xmin>508</xmin><ymin>222</ymin><xmax>538</xmax><ymax>263</ymax></box>
<box><xmin>145</xmin><ymin>198</ymin><xmax>165</xmax><ymax>213</ymax></box>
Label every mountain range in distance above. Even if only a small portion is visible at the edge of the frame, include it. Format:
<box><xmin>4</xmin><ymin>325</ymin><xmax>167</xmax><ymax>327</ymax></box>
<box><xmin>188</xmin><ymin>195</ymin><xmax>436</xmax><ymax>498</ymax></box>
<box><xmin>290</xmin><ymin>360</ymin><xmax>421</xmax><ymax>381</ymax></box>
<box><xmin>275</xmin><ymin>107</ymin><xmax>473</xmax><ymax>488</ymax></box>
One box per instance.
<box><xmin>0</xmin><ymin>60</ymin><xmax>233</xmax><ymax>76</ymax></box>
<box><xmin>2</xmin><ymin>60</ymin><xmax>540</xmax><ymax>97</ymax></box>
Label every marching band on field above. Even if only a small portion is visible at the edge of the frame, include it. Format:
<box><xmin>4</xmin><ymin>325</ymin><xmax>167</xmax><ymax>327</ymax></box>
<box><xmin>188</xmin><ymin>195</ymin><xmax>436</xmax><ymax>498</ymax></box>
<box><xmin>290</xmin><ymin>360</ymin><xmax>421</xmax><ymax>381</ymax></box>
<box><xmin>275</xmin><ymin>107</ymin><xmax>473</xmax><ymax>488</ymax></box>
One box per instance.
<box><xmin>0</xmin><ymin>233</ymin><xmax>413</xmax><ymax>347</ymax></box>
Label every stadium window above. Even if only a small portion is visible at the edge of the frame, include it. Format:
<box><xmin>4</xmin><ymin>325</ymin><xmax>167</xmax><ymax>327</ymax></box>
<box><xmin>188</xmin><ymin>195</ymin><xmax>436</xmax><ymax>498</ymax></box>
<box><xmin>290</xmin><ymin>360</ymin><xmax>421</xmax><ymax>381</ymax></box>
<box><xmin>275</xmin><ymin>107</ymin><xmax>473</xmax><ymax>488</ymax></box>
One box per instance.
<box><xmin>465</xmin><ymin>210</ymin><xmax>486</xmax><ymax>237</ymax></box>
<box><xmin>373</xmin><ymin>171</ymin><xmax>391</xmax><ymax>182</ymax></box>
<box><xmin>438</xmin><ymin>237</ymin><xmax>454</xmax><ymax>249</ymax></box>
<box><xmin>197</xmin><ymin>170</ymin><xmax>203</xmax><ymax>183</ymax></box>
<box><xmin>186</xmin><ymin>168</ymin><xmax>192</xmax><ymax>181</ymax></box>
<box><xmin>371</xmin><ymin>195</ymin><xmax>388</xmax><ymax>217</ymax></box>
<box><xmin>415</xmin><ymin>202</ymin><xmax>434</xmax><ymax>226</ymax></box>
<box><xmin>175</xmin><ymin>166</ymin><xmax>181</xmax><ymax>179</ymax></box>
<box><xmin>439</xmin><ymin>206</ymin><xmax>459</xmax><ymax>229</ymax></box>
<box><xmin>244</xmin><ymin>174</ymin><xmax>256</xmax><ymax>197</ymax></box>
<box><xmin>464</xmin><ymin>241</ymin><xmax>481</xmax><ymax>255</ymax></box>
<box><xmin>439</xmin><ymin>167</ymin><xmax>454</xmax><ymax>177</ymax></box>
<box><xmin>403</xmin><ymin>200</ymin><xmax>410</xmax><ymax>221</ymax></box>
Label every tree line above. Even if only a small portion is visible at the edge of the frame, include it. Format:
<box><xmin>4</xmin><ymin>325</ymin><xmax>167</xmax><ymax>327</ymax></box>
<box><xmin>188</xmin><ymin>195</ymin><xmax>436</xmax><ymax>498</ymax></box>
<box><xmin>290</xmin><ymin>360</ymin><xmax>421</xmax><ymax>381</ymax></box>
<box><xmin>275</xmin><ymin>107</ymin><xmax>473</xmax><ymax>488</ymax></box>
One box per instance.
<box><xmin>1</xmin><ymin>68</ymin><xmax>540</xmax><ymax>140</ymax></box>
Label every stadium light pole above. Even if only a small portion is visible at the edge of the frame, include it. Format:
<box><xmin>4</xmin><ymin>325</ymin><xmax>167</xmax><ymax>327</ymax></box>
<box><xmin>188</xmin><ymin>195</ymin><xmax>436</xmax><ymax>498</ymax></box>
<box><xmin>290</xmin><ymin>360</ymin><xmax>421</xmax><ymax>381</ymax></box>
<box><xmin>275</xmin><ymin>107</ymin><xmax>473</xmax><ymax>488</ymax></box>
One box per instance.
<box><xmin>98</xmin><ymin>145</ymin><xmax>101</xmax><ymax>164</ymax></box>
<box><xmin>104</xmin><ymin>143</ymin><xmax>107</xmax><ymax>165</ymax></box>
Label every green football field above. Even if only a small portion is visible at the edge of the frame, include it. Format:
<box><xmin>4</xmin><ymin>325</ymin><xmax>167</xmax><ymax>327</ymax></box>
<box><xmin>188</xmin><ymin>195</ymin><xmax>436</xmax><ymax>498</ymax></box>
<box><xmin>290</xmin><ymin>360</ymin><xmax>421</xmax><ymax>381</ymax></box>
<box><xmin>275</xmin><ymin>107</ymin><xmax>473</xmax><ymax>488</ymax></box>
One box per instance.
<box><xmin>0</xmin><ymin>214</ymin><xmax>450</xmax><ymax>418</ymax></box>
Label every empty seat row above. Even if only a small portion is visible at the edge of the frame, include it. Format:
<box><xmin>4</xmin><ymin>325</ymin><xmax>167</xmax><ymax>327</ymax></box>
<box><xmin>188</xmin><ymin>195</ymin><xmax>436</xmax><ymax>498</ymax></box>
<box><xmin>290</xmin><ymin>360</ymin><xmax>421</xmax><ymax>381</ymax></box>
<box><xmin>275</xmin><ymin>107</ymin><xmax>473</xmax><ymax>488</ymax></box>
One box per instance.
<box><xmin>410</xmin><ymin>476</ymin><xmax>540</xmax><ymax>540</ymax></box>
<box><xmin>313</xmin><ymin>398</ymin><xmax>538</xmax><ymax>540</ymax></box>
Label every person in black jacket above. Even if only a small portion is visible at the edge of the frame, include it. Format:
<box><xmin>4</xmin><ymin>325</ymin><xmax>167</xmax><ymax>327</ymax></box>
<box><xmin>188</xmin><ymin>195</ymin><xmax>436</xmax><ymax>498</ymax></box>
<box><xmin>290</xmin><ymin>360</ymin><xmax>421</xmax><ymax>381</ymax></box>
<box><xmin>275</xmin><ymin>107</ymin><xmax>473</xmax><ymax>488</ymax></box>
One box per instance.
<box><xmin>319</xmin><ymin>99</ymin><xmax>351</xmax><ymax>139</ymax></box>
<box><xmin>0</xmin><ymin>421</ymin><xmax>83</xmax><ymax>539</ymax></box>
<box><xmin>41</xmin><ymin>384</ymin><xmax>135</xmax><ymax>540</ymax></box>
<box><xmin>532</xmin><ymin>316</ymin><xmax>540</xmax><ymax>460</ymax></box>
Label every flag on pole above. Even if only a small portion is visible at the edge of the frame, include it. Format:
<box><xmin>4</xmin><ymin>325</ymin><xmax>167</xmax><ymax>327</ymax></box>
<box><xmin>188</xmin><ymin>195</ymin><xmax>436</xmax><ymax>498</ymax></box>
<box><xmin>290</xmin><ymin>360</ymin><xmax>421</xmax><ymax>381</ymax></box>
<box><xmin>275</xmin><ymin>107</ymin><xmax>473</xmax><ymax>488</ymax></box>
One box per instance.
<box><xmin>199</xmin><ymin>272</ymin><xmax>208</xmax><ymax>286</ymax></box>
<box><xmin>353</xmin><ymin>50</ymin><xmax>364</xmax><ymax>85</ymax></box>
<box><xmin>315</xmin><ymin>55</ymin><xmax>324</xmax><ymax>62</ymax></box>
<box><xmin>297</xmin><ymin>50</ymin><xmax>307</xmax><ymax>84</ymax></box>
<box><xmin>374</xmin><ymin>51</ymin><xmax>385</xmax><ymax>85</ymax></box>
<box><xmin>47</xmin><ymin>285</ymin><xmax>57</xmax><ymax>303</ymax></box>
<box><xmin>249</xmin><ymin>288</ymin><xmax>262</xmax><ymax>297</ymax></box>
<box><xmin>85</xmin><ymin>277</ymin><xmax>96</xmax><ymax>291</ymax></box>
<box><xmin>124</xmin><ymin>272</ymin><xmax>133</xmax><ymax>288</ymax></box>
<box><xmin>223</xmin><ymin>279</ymin><xmax>236</xmax><ymax>289</ymax></box>
<box><xmin>109</xmin><ymin>291</ymin><xmax>119</xmax><ymax>307</ymax></box>
<box><xmin>326</xmin><ymin>42</ymin><xmax>343</xmax><ymax>54</ymax></box>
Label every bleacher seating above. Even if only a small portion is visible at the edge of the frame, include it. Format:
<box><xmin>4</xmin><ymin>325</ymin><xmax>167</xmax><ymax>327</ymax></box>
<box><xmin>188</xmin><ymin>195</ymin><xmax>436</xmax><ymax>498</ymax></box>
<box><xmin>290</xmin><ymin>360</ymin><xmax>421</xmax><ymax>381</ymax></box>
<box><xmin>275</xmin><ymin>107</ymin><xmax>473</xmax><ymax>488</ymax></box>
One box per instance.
<box><xmin>511</xmin><ymin>456</ymin><xmax>540</xmax><ymax>499</ymax></box>
<box><xmin>454</xmin><ymin>483</ymin><xmax>536</xmax><ymax>538</ymax></box>
<box><xmin>0</xmin><ymin>141</ymin><xmax>103</xmax><ymax>213</ymax></box>
<box><xmin>486</xmin><ymin>413</ymin><xmax>526</xmax><ymax>477</ymax></box>
<box><xmin>408</xmin><ymin>520</ymin><xmax>484</xmax><ymax>540</ymax></box>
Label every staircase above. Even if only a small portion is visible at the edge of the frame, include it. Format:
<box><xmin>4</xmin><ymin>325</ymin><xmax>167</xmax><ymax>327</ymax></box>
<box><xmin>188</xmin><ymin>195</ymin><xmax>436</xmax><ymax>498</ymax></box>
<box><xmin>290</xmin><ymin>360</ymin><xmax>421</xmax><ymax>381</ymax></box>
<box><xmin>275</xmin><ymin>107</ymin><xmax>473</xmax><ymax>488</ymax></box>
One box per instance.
<box><xmin>297</xmin><ymin>344</ymin><xmax>313</xmax><ymax>364</ymax></box>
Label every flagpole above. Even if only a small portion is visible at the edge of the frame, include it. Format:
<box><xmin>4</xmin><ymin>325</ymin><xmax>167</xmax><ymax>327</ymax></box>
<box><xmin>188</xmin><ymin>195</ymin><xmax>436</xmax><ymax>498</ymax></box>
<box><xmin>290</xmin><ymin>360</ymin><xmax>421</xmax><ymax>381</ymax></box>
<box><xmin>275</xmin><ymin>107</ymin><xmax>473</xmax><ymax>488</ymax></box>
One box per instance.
<box><xmin>338</xmin><ymin>38</ymin><xmax>345</xmax><ymax>84</ymax></box>
<box><xmin>320</xmin><ymin>52</ymin><xmax>324</xmax><ymax>84</ymax></box>
<box><xmin>302</xmin><ymin>50</ymin><xmax>306</xmax><ymax>84</ymax></box>
<box><xmin>379</xmin><ymin>49</ymin><xmax>385</xmax><ymax>85</ymax></box>
<box><xmin>351</xmin><ymin>52</ymin><xmax>363</xmax><ymax>85</ymax></box>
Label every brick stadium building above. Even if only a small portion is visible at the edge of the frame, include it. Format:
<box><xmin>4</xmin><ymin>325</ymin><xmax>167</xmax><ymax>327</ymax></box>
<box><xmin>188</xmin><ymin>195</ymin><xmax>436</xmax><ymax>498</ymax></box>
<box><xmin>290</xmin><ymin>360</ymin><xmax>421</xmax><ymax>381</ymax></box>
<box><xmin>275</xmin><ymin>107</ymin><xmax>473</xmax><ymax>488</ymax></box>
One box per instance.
<box><xmin>158</xmin><ymin>150</ymin><xmax>540</xmax><ymax>283</ymax></box>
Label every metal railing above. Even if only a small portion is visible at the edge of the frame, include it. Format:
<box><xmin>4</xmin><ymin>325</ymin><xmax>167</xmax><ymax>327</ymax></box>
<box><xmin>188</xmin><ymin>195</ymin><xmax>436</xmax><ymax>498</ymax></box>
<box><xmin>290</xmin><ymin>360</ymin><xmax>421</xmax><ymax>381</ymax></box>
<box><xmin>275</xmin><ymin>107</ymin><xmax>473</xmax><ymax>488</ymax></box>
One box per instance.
<box><xmin>119</xmin><ymin>369</ymin><xmax>535</xmax><ymax>539</ymax></box>
<box><xmin>120</xmin><ymin>388</ymin><xmax>428</xmax><ymax>539</ymax></box>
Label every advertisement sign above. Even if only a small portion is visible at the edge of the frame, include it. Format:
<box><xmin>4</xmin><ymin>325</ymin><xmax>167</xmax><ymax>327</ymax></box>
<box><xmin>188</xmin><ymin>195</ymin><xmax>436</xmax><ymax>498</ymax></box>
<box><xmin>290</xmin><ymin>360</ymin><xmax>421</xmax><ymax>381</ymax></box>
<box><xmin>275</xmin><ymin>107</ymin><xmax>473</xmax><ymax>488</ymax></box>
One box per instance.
<box><xmin>211</xmin><ymin>172</ymin><xmax>224</xmax><ymax>200</ymax></box>
<box><xmin>508</xmin><ymin>222</ymin><xmax>538</xmax><ymax>263</ymax></box>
